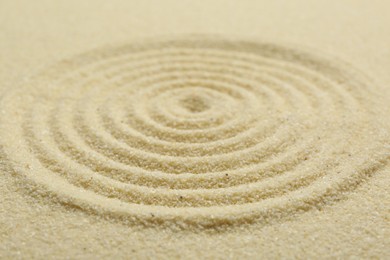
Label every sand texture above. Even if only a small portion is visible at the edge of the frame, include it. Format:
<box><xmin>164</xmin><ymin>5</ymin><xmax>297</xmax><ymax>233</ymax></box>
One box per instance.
<box><xmin>1</xmin><ymin>0</ymin><xmax>390</xmax><ymax>259</ymax></box>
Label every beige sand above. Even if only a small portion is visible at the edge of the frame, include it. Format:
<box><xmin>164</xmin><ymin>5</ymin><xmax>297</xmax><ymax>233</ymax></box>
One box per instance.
<box><xmin>1</xmin><ymin>0</ymin><xmax>390</xmax><ymax>259</ymax></box>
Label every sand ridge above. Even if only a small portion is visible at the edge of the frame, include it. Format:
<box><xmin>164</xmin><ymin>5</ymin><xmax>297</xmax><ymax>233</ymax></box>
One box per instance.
<box><xmin>0</xmin><ymin>36</ymin><xmax>389</xmax><ymax>231</ymax></box>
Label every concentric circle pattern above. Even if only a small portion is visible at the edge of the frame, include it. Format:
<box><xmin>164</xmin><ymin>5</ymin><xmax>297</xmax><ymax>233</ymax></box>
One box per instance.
<box><xmin>1</xmin><ymin>37</ymin><xmax>389</xmax><ymax>229</ymax></box>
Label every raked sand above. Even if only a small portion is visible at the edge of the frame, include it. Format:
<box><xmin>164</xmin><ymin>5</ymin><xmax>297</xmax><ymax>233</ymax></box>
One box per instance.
<box><xmin>1</xmin><ymin>0</ymin><xmax>390</xmax><ymax>259</ymax></box>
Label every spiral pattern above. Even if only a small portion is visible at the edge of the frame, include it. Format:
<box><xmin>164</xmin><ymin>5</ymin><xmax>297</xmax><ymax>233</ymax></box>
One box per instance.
<box><xmin>1</xmin><ymin>37</ymin><xmax>389</xmax><ymax>229</ymax></box>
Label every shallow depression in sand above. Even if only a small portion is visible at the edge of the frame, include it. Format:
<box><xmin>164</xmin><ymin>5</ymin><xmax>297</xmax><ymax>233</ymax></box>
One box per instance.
<box><xmin>0</xmin><ymin>37</ymin><xmax>389</xmax><ymax>229</ymax></box>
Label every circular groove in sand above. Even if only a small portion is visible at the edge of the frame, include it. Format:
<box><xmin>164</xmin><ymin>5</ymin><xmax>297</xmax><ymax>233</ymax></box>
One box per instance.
<box><xmin>1</xmin><ymin>37</ymin><xmax>389</xmax><ymax>228</ymax></box>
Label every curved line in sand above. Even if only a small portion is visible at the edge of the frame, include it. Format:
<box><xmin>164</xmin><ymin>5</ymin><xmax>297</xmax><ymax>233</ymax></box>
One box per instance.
<box><xmin>1</xmin><ymin>36</ymin><xmax>389</xmax><ymax>229</ymax></box>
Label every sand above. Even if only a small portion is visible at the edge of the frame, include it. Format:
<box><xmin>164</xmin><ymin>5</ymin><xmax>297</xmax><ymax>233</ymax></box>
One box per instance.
<box><xmin>1</xmin><ymin>0</ymin><xmax>390</xmax><ymax>259</ymax></box>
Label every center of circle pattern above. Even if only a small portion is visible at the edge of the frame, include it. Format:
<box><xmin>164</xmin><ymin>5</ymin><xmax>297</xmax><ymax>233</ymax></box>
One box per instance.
<box><xmin>1</xmin><ymin>37</ymin><xmax>388</xmax><ymax>229</ymax></box>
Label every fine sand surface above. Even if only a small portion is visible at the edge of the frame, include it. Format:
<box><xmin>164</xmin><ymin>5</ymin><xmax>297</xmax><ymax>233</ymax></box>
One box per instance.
<box><xmin>1</xmin><ymin>1</ymin><xmax>390</xmax><ymax>259</ymax></box>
